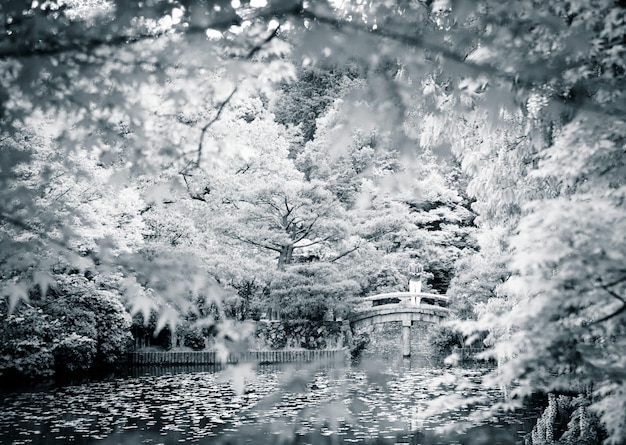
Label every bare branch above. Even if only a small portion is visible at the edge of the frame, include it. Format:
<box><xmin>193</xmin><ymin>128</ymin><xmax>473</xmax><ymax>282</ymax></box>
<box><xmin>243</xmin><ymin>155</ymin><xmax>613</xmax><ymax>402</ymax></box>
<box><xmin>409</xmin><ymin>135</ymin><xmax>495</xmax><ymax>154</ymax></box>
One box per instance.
<box><xmin>329</xmin><ymin>243</ymin><xmax>362</xmax><ymax>263</ymax></box>
<box><xmin>589</xmin><ymin>303</ymin><xmax>626</xmax><ymax>326</ymax></box>
<box><xmin>246</xmin><ymin>23</ymin><xmax>281</xmax><ymax>59</ymax></box>
<box><xmin>293</xmin><ymin>216</ymin><xmax>320</xmax><ymax>243</ymax></box>
<box><xmin>229</xmin><ymin>233</ymin><xmax>283</xmax><ymax>253</ymax></box>
<box><xmin>588</xmin><ymin>282</ymin><xmax>626</xmax><ymax>325</ymax></box>
<box><xmin>196</xmin><ymin>87</ymin><xmax>238</xmax><ymax>166</ymax></box>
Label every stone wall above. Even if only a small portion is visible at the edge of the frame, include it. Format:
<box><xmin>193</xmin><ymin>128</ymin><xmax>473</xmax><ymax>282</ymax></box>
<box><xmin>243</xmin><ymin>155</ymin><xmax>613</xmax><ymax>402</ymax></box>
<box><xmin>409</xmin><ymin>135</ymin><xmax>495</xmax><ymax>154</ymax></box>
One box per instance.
<box><xmin>255</xmin><ymin>320</ymin><xmax>350</xmax><ymax>350</ymax></box>
<box><xmin>357</xmin><ymin>322</ymin><xmax>437</xmax><ymax>360</ymax></box>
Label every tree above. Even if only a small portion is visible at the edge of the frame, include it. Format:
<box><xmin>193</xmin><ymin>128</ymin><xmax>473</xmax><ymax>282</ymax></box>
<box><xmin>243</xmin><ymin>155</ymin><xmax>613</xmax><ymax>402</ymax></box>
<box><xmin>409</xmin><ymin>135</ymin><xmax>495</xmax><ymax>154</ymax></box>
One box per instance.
<box><xmin>273</xmin><ymin>62</ymin><xmax>363</xmax><ymax>151</ymax></box>
<box><xmin>294</xmin><ymin>90</ymin><xmax>475</xmax><ymax>294</ymax></box>
<box><xmin>182</xmin><ymin>99</ymin><xmax>348</xmax><ymax>270</ymax></box>
<box><xmin>268</xmin><ymin>262</ymin><xmax>358</xmax><ymax>321</ymax></box>
<box><xmin>418</xmin><ymin>2</ymin><xmax>626</xmax><ymax>443</ymax></box>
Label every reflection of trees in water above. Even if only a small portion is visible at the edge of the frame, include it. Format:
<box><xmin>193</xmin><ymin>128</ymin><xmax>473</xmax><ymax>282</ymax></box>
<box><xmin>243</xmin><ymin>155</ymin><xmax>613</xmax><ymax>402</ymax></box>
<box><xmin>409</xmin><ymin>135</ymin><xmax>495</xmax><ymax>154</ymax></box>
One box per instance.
<box><xmin>0</xmin><ymin>364</ymin><xmax>533</xmax><ymax>444</ymax></box>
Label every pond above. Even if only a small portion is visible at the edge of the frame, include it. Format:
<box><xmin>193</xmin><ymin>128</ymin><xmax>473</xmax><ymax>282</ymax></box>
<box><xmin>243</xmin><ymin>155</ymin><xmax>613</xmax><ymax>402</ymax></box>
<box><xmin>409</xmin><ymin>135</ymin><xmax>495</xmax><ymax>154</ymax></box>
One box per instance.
<box><xmin>0</xmin><ymin>357</ymin><xmax>535</xmax><ymax>445</ymax></box>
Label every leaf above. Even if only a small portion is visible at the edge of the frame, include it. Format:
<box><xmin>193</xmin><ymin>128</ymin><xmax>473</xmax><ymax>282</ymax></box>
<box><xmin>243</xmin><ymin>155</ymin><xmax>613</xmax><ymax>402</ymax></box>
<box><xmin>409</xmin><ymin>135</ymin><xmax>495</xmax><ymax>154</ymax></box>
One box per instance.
<box><xmin>129</xmin><ymin>294</ymin><xmax>157</xmax><ymax>325</ymax></box>
<box><xmin>154</xmin><ymin>306</ymin><xmax>180</xmax><ymax>336</ymax></box>
<box><xmin>221</xmin><ymin>363</ymin><xmax>257</xmax><ymax>396</ymax></box>
<box><xmin>32</xmin><ymin>270</ymin><xmax>56</xmax><ymax>296</ymax></box>
<box><xmin>144</xmin><ymin>183</ymin><xmax>172</xmax><ymax>205</ymax></box>
<box><xmin>3</xmin><ymin>281</ymin><xmax>30</xmax><ymax>314</ymax></box>
<box><xmin>107</xmin><ymin>169</ymin><xmax>131</xmax><ymax>189</ymax></box>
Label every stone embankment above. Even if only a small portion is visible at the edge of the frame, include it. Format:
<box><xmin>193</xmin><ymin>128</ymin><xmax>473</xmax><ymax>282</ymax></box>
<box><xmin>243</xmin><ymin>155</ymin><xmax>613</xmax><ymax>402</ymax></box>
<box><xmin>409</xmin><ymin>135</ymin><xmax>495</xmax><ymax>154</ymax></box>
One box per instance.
<box><xmin>128</xmin><ymin>349</ymin><xmax>347</xmax><ymax>365</ymax></box>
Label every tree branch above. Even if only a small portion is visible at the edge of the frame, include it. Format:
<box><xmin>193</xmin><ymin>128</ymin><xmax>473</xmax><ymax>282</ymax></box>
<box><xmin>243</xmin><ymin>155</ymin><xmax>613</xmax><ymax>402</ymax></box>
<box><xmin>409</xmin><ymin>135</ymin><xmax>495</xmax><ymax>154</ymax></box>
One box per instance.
<box><xmin>190</xmin><ymin>20</ymin><xmax>284</xmax><ymax>170</ymax></box>
<box><xmin>300</xmin><ymin>9</ymin><xmax>624</xmax><ymax>118</ymax></box>
<box><xmin>293</xmin><ymin>215</ymin><xmax>320</xmax><ymax>243</ymax></box>
<box><xmin>4</xmin><ymin>2</ymin><xmax>621</xmax><ymax>122</ymax></box>
<box><xmin>246</xmin><ymin>23</ymin><xmax>281</xmax><ymax>59</ymax></box>
<box><xmin>588</xmin><ymin>281</ymin><xmax>626</xmax><ymax>325</ymax></box>
<box><xmin>0</xmin><ymin>3</ymin><xmax>302</xmax><ymax>60</ymax></box>
<box><xmin>295</xmin><ymin>234</ymin><xmax>333</xmax><ymax>248</ymax></box>
<box><xmin>329</xmin><ymin>243</ymin><xmax>362</xmax><ymax>263</ymax></box>
<box><xmin>589</xmin><ymin>302</ymin><xmax>626</xmax><ymax>325</ymax></box>
<box><xmin>283</xmin><ymin>195</ymin><xmax>293</xmax><ymax>217</ymax></box>
<box><xmin>602</xmin><ymin>284</ymin><xmax>626</xmax><ymax>305</ymax></box>
<box><xmin>196</xmin><ymin>87</ymin><xmax>238</xmax><ymax>167</ymax></box>
<box><xmin>230</xmin><ymin>234</ymin><xmax>283</xmax><ymax>253</ymax></box>
<box><xmin>181</xmin><ymin>173</ymin><xmax>210</xmax><ymax>202</ymax></box>
<box><xmin>599</xmin><ymin>275</ymin><xmax>626</xmax><ymax>290</ymax></box>
<box><xmin>240</xmin><ymin>196</ymin><xmax>283</xmax><ymax>216</ymax></box>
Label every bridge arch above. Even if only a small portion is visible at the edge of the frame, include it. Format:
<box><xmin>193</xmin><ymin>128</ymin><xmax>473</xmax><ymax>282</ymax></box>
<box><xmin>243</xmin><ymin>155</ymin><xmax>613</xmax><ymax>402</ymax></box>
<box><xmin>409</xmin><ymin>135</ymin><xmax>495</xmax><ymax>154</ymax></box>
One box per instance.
<box><xmin>348</xmin><ymin>278</ymin><xmax>450</xmax><ymax>356</ymax></box>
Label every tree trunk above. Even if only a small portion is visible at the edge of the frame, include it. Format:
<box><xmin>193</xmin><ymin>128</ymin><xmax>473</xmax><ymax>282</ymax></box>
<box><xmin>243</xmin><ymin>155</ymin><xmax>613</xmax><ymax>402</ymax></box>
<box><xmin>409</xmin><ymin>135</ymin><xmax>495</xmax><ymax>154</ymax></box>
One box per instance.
<box><xmin>277</xmin><ymin>244</ymin><xmax>294</xmax><ymax>269</ymax></box>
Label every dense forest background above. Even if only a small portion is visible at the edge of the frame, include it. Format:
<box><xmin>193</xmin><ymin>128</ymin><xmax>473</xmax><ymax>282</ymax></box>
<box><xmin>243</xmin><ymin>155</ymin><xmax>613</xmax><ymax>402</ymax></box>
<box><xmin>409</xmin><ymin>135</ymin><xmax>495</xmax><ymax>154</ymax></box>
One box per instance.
<box><xmin>1</xmin><ymin>1</ymin><xmax>625</xmax><ymax>444</ymax></box>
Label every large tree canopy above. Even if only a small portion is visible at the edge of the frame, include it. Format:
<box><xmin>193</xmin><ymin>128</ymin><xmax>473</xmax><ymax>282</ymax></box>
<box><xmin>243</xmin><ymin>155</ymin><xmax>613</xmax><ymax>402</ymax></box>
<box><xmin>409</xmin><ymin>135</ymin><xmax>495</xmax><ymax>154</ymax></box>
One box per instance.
<box><xmin>1</xmin><ymin>0</ymin><xmax>625</xmax><ymax>442</ymax></box>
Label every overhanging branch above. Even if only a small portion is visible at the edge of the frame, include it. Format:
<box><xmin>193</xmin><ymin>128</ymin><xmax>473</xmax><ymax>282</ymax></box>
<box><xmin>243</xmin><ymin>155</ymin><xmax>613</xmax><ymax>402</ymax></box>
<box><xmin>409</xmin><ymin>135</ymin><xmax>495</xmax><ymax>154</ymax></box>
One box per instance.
<box><xmin>0</xmin><ymin>4</ymin><xmax>302</xmax><ymax>60</ymax></box>
<box><xmin>196</xmin><ymin>87</ymin><xmax>238</xmax><ymax>166</ymax></box>
<box><xmin>588</xmin><ymin>281</ymin><xmax>626</xmax><ymax>325</ymax></box>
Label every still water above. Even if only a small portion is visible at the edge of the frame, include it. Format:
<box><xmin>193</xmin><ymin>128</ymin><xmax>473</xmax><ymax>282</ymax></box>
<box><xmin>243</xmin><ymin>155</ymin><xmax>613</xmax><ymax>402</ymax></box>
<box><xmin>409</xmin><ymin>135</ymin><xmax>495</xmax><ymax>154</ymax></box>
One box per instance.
<box><xmin>0</xmin><ymin>358</ymin><xmax>531</xmax><ymax>445</ymax></box>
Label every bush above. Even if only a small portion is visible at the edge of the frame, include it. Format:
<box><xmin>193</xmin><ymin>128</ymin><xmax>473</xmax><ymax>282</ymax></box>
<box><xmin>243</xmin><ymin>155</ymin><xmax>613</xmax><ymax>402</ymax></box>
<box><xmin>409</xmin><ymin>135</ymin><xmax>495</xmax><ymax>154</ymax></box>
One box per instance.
<box><xmin>53</xmin><ymin>333</ymin><xmax>97</xmax><ymax>372</ymax></box>
<box><xmin>183</xmin><ymin>328</ymin><xmax>206</xmax><ymax>350</ymax></box>
<box><xmin>132</xmin><ymin>313</ymin><xmax>173</xmax><ymax>349</ymax></box>
<box><xmin>4</xmin><ymin>338</ymin><xmax>56</xmax><ymax>379</ymax></box>
<box><xmin>349</xmin><ymin>333</ymin><xmax>370</xmax><ymax>359</ymax></box>
<box><xmin>52</xmin><ymin>275</ymin><xmax>132</xmax><ymax>363</ymax></box>
<box><xmin>427</xmin><ymin>325</ymin><xmax>463</xmax><ymax>358</ymax></box>
<box><xmin>0</xmin><ymin>273</ymin><xmax>133</xmax><ymax>379</ymax></box>
<box><xmin>73</xmin><ymin>292</ymin><xmax>132</xmax><ymax>363</ymax></box>
<box><xmin>268</xmin><ymin>263</ymin><xmax>359</xmax><ymax>321</ymax></box>
<box><xmin>0</xmin><ymin>304</ymin><xmax>56</xmax><ymax>379</ymax></box>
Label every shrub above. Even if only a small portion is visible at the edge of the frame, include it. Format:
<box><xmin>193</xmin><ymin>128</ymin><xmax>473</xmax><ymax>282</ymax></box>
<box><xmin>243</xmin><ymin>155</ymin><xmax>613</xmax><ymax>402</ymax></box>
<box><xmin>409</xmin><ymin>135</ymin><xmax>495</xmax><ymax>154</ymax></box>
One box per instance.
<box><xmin>183</xmin><ymin>328</ymin><xmax>206</xmax><ymax>350</ymax></box>
<box><xmin>53</xmin><ymin>333</ymin><xmax>97</xmax><ymax>372</ymax></box>
<box><xmin>4</xmin><ymin>338</ymin><xmax>56</xmax><ymax>379</ymax></box>
<box><xmin>74</xmin><ymin>292</ymin><xmax>132</xmax><ymax>363</ymax></box>
<box><xmin>350</xmin><ymin>333</ymin><xmax>370</xmax><ymax>359</ymax></box>
<box><xmin>53</xmin><ymin>275</ymin><xmax>132</xmax><ymax>363</ymax></box>
<box><xmin>268</xmin><ymin>263</ymin><xmax>359</xmax><ymax>321</ymax></box>
<box><xmin>427</xmin><ymin>324</ymin><xmax>463</xmax><ymax>358</ymax></box>
<box><xmin>0</xmin><ymin>273</ymin><xmax>134</xmax><ymax>379</ymax></box>
<box><xmin>0</xmin><ymin>304</ymin><xmax>56</xmax><ymax>378</ymax></box>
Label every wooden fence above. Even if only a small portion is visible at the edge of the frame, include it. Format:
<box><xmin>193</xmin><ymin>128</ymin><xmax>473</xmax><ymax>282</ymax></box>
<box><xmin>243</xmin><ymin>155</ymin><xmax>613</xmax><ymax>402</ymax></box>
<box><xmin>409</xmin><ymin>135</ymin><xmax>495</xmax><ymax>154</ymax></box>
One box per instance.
<box><xmin>128</xmin><ymin>349</ymin><xmax>347</xmax><ymax>365</ymax></box>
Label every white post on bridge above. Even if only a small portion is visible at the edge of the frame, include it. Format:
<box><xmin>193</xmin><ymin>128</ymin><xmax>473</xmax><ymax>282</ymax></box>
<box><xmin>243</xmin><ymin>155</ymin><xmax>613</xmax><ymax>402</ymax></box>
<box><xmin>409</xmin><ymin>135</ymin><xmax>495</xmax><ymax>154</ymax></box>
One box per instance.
<box><xmin>403</xmin><ymin>262</ymin><xmax>424</xmax><ymax>356</ymax></box>
<box><xmin>401</xmin><ymin>314</ymin><xmax>411</xmax><ymax>357</ymax></box>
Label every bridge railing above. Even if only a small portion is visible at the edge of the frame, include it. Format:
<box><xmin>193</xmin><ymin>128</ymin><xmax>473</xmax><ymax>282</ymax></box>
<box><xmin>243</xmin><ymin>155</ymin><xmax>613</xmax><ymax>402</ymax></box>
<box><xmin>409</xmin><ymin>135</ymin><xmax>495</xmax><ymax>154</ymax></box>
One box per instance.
<box><xmin>349</xmin><ymin>292</ymin><xmax>449</xmax><ymax>312</ymax></box>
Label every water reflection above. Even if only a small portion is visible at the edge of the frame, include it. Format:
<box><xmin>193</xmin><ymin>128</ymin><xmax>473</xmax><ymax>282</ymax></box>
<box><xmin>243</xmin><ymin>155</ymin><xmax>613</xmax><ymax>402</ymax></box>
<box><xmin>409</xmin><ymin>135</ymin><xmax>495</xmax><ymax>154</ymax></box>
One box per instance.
<box><xmin>0</xmin><ymin>357</ymin><xmax>526</xmax><ymax>444</ymax></box>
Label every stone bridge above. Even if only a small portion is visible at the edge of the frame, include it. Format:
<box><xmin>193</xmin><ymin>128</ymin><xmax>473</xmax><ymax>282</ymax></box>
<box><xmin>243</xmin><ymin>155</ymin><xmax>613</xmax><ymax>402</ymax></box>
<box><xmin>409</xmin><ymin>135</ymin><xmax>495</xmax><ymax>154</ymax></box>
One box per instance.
<box><xmin>348</xmin><ymin>288</ymin><xmax>450</xmax><ymax>357</ymax></box>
